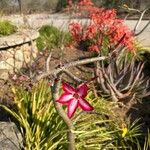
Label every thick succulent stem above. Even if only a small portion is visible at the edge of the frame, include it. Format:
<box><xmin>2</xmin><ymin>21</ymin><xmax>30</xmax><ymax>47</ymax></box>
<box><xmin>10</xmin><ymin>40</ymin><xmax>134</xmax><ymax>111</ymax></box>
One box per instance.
<box><xmin>52</xmin><ymin>74</ymin><xmax>75</xmax><ymax>150</ymax></box>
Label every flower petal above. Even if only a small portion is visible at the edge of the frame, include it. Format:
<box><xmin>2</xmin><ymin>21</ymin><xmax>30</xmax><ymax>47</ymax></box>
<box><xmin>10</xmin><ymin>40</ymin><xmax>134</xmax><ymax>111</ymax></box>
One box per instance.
<box><xmin>79</xmin><ymin>98</ymin><xmax>94</xmax><ymax>111</ymax></box>
<box><xmin>76</xmin><ymin>83</ymin><xmax>88</xmax><ymax>98</ymax></box>
<box><xmin>56</xmin><ymin>93</ymin><xmax>73</xmax><ymax>104</ymax></box>
<box><xmin>62</xmin><ymin>81</ymin><xmax>75</xmax><ymax>94</ymax></box>
<box><xmin>67</xmin><ymin>98</ymin><xmax>78</xmax><ymax>118</ymax></box>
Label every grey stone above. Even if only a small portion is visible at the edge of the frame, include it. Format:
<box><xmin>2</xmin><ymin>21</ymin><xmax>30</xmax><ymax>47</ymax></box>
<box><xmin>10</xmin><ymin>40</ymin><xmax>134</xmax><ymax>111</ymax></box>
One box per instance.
<box><xmin>0</xmin><ymin>122</ymin><xmax>22</xmax><ymax>150</ymax></box>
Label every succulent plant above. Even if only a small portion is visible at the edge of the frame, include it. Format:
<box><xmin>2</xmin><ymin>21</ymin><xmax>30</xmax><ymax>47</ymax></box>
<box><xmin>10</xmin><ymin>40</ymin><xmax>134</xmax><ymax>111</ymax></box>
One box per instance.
<box><xmin>95</xmin><ymin>51</ymin><xmax>150</xmax><ymax>104</ymax></box>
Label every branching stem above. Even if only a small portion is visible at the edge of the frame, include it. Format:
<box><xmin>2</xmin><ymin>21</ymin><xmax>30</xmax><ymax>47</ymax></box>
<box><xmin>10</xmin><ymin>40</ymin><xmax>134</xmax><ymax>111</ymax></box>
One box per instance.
<box><xmin>36</xmin><ymin>56</ymin><xmax>107</xmax><ymax>81</ymax></box>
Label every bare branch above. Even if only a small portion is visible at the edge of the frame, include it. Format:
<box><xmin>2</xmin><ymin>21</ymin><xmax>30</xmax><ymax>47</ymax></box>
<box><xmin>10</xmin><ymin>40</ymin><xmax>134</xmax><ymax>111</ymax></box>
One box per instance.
<box><xmin>63</xmin><ymin>69</ymin><xmax>85</xmax><ymax>83</ymax></box>
<box><xmin>76</xmin><ymin>66</ymin><xmax>93</xmax><ymax>73</ymax></box>
<box><xmin>46</xmin><ymin>52</ymin><xmax>52</xmax><ymax>72</ymax></box>
<box><xmin>36</xmin><ymin>56</ymin><xmax>107</xmax><ymax>81</ymax></box>
<box><xmin>135</xmin><ymin>20</ymin><xmax>150</xmax><ymax>36</ymax></box>
<box><xmin>134</xmin><ymin>8</ymin><xmax>148</xmax><ymax>33</ymax></box>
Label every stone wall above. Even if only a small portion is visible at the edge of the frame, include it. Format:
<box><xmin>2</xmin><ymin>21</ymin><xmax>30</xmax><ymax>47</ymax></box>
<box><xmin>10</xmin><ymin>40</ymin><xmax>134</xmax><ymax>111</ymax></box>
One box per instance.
<box><xmin>0</xmin><ymin>30</ymin><xmax>39</xmax><ymax>79</ymax></box>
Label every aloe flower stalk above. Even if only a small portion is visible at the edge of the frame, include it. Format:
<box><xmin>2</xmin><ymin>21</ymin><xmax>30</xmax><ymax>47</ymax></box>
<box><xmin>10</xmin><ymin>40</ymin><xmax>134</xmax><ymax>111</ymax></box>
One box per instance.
<box><xmin>56</xmin><ymin>81</ymin><xmax>94</xmax><ymax>118</ymax></box>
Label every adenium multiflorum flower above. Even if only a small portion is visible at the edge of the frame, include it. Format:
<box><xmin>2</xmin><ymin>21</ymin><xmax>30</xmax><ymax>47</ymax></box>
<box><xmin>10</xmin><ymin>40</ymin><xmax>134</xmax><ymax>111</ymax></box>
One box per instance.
<box><xmin>56</xmin><ymin>81</ymin><xmax>94</xmax><ymax>118</ymax></box>
<box><xmin>68</xmin><ymin>0</ymin><xmax>136</xmax><ymax>52</ymax></box>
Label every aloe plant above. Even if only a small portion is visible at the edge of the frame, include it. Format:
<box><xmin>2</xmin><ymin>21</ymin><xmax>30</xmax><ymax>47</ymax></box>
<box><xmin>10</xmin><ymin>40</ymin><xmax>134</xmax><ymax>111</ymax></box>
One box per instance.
<box><xmin>95</xmin><ymin>51</ymin><xmax>150</xmax><ymax>103</ymax></box>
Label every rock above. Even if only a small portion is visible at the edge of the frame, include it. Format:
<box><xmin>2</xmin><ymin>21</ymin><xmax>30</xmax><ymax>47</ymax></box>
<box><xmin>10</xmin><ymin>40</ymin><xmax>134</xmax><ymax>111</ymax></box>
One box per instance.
<box><xmin>0</xmin><ymin>122</ymin><xmax>22</xmax><ymax>150</ymax></box>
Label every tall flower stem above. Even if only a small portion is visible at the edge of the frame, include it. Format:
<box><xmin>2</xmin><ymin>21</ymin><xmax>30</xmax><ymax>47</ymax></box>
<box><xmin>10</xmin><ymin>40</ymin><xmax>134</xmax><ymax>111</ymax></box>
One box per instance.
<box><xmin>52</xmin><ymin>74</ymin><xmax>75</xmax><ymax>150</ymax></box>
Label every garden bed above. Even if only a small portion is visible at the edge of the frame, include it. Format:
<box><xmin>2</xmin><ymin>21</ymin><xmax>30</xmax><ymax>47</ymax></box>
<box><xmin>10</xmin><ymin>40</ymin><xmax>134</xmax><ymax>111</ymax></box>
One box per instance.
<box><xmin>0</xmin><ymin>1</ymin><xmax>150</xmax><ymax>149</ymax></box>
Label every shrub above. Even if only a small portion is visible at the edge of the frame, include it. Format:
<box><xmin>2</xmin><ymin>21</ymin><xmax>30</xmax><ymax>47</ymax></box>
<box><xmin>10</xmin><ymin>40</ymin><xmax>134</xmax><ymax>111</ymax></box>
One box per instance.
<box><xmin>0</xmin><ymin>20</ymin><xmax>17</xmax><ymax>36</ymax></box>
<box><xmin>68</xmin><ymin>0</ymin><xmax>136</xmax><ymax>53</ymax></box>
<box><xmin>36</xmin><ymin>25</ymin><xmax>72</xmax><ymax>51</ymax></box>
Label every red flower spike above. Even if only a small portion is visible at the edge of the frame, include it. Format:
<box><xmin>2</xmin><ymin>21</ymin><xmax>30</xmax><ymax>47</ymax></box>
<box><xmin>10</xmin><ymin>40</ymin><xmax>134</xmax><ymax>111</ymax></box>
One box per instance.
<box><xmin>56</xmin><ymin>82</ymin><xmax>94</xmax><ymax>118</ymax></box>
<box><xmin>68</xmin><ymin>1</ymin><xmax>136</xmax><ymax>52</ymax></box>
<box><xmin>69</xmin><ymin>22</ymin><xmax>82</xmax><ymax>42</ymax></box>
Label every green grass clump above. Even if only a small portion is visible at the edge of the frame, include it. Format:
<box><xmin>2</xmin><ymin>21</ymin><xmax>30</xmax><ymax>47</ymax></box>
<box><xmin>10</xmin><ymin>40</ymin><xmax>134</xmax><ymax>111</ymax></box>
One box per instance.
<box><xmin>36</xmin><ymin>25</ymin><xmax>72</xmax><ymax>51</ymax></box>
<box><xmin>73</xmin><ymin>91</ymin><xmax>142</xmax><ymax>149</ymax></box>
<box><xmin>0</xmin><ymin>20</ymin><xmax>17</xmax><ymax>36</ymax></box>
<box><xmin>0</xmin><ymin>80</ymin><xmax>67</xmax><ymax>150</ymax></box>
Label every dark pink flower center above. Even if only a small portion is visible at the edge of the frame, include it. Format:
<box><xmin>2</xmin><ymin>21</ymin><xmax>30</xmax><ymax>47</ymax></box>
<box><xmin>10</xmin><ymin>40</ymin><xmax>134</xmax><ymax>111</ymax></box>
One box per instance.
<box><xmin>73</xmin><ymin>93</ymin><xmax>80</xmax><ymax>100</ymax></box>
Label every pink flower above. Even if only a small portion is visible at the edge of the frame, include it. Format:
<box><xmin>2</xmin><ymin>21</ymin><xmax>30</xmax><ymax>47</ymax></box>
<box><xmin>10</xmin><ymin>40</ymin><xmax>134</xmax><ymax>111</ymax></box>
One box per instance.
<box><xmin>56</xmin><ymin>81</ymin><xmax>94</xmax><ymax>118</ymax></box>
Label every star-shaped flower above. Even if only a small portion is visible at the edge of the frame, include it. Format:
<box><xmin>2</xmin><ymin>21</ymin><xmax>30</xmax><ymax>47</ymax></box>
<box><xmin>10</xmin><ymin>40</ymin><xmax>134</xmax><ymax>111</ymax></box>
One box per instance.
<box><xmin>56</xmin><ymin>81</ymin><xmax>94</xmax><ymax>118</ymax></box>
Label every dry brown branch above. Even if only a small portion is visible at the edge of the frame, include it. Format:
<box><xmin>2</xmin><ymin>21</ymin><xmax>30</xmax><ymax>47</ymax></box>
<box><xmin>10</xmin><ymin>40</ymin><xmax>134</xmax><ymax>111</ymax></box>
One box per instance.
<box><xmin>63</xmin><ymin>69</ymin><xmax>84</xmax><ymax>83</ymax></box>
<box><xmin>36</xmin><ymin>56</ymin><xmax>107</xmax><ymax>81</ymax></box>
<box><xmin>133</xmin><ymin>8</ymin><xmax>150</xmax><ymax>36</ymax></box>
<box><xmin>46</xmin><ymin>52</ymin><xmax>52</xmax><ymax>72</ymax></box>
<box><xmin>134</xmin><ymin>8</ymin><xmax>148</xmax><ymax>33</ymax></box>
